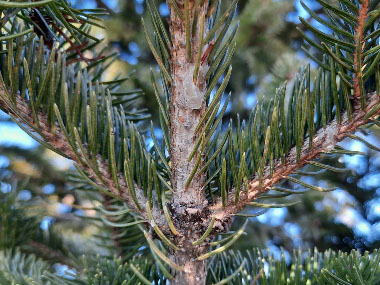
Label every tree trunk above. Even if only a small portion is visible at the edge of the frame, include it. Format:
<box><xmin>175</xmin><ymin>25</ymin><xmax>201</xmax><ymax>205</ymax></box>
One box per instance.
<box><xmin>168</xmin><ymin>0</ymin><xmax>209</xmax><ymax>206</ymax></box>
<box><xmin>167</xmin><ymin>1</ymin><xmax>211</xmax><ymax>284</ymax></box>
<box><xmin>170</xmin><ymin>246</ymin><xmax>208</xmax><ymax>285</ymax></box>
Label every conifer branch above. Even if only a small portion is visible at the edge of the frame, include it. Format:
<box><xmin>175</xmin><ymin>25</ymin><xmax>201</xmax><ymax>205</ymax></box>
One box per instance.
<box><xmin>0</xmin><ymin>91</ymin><xmax>152</xmax><ymax>221</ymax></box>
<box><xmin>207</xmin><ymin>0</ymin><xmax>380</xmax><ymax>231</ymax></box>
<box><xmin>2</xmin><ymin>1</ymin><xmax>380</xmax><ymax>283</ymax></box>
<box><xmin>211</xmin><ymin>92</ymin><xmax>380</xmax><ymax>222</ymax></box>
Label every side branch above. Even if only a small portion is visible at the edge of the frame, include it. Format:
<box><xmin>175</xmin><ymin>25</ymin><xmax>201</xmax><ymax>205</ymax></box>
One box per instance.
<box><xmin>353</xmin><ymin>0</ymin><xmax>369</xmax><ymax>101</ymax></box>
<box><xmin>0</xmin><ymin>91</ymin><xmax>157</xmax><ymax>223</ymax></box>
<box><xmin>211</xmin><ymin>92</ymin><xmax>380</xmax><ymax>221</ymax></box>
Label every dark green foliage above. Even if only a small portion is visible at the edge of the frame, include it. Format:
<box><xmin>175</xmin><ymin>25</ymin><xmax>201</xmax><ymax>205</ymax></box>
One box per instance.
<box><xmin>2</xmin><ymin>247</ymin><xmax>378</xmax><ymax>284</ymax></box>
<box><xmin>1</xmin><ymin>0</ymin><xmax>380</xmax><ymax>283</ymax></box>
<box><xmin>0</xmin><ymin>5</ymin><xmax>162</xmax><ymax>216</ymax></box>
<box><xmin>209</xmin><ymin>248</ymin><xmax>380</xmax><ymax>284</ymax></box>
<box><xmin>69</xmin><ymin>173</ymin><xmax>149</xmax><ymax>262</ymax></box>
<box><xmin>196</xmin><ymin>0</ymin><xmax>380</xmax><ymax>210</ymax></box>
<box><xmin>0</xmin><ymin>249</ymin><xmax>164</xmax><ymax>285</ymax></box>
<box><xmin>0</xmin><ymin>181</ymin><xmax>80</xmax><ymax>267</ymax></box>
<box><xmin>0</xmin><ymin>249</ymin><xmax>50</xmax><ymax>285</ymax></box>
<box><xmin>0</xmin><ymin>188</ymin><xmax>40</xmax><ymax>250</ymax></box>
<box><xmin>44</xmin><ymin>255</ymin><xmax>167</xmax><ymax>285</ymax></box>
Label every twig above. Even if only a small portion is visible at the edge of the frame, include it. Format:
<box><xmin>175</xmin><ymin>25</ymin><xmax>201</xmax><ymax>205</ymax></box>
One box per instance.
<box><xmin>251</xmin><ymin>269</ymin><xmax>263</xmax><ymax>285</ymax></box>
<box><xmin>211</xmin><ymin>92</ymin><xmax>380</xmax><ymax>223</ymax></box>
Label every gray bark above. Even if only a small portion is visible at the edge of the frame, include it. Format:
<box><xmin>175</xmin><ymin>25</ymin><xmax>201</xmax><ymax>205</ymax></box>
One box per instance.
<box><xmin>167</xmin><ymin>1</ymin><xmax>211</xmax><ymax>284</ymax></box>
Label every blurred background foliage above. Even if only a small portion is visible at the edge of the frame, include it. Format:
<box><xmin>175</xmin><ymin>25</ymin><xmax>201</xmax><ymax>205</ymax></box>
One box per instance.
<box><xmin>1</xmin><ymin>0</ymin><xmax>380</xmax><ymax>278</ymax></box>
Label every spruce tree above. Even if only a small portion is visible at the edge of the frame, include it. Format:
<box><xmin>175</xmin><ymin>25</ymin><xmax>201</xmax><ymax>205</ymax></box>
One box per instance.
<box><xmin>1</xmin><ymin>0</ymin><xmax>380</xmax><ymax>284</ymax></box>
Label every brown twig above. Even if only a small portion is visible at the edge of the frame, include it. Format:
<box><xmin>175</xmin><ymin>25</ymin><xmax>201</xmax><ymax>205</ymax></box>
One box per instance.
<box><xmin>51</xmin><ymin>22</ymin><xmax>105</xmax><ymax>65</ymax></box>
<box><xmin>27</xmin><ymin>240</ymin><xmax>76</xmax><ymax>268</ymax></box>
<box><xmin>353</xmin><ymin>0</ymin><xmax>369</xmax><ymax>99</ymax></box>
<box><xmin>95</xmin><ymin>0</ymin><xmax>115</xmax><ymax>15</ymax></box>
<box><xmin>201</xmin><ymin>39</ymin><xmax>215</xmax><ymax>65</ymax></box>
<box><xmin>251</xmin><ymin>269</ymin><xmax>263</xmax><ymax>285</ymax></box>
<box><xmin>30</xmin><ymin>7</ymin><xmax>105</xmax><ymax>65</ymax></box>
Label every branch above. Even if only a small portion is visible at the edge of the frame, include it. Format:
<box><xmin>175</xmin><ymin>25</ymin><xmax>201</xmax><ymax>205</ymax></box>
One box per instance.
<box><xmin>211</xmin><ymin>92</ymin><xmax>380</xmax><ymax>222</ymax></box>
<box><xmin>210</xmin><ymin>0</ymin><xmax>379</xmax><ymax>225</ymax></box>
<box><xmin>95</xmin><ymin>0</ymin><xmax>115</xmax><ymax>15</ymax></box>
<box><xmin>353</xmin><ymin>0</ymin><xmax>369</xmax><ymax>101</ymax></box>
<box><xmin>0</xmin><ymin>90</ymin><xmax>168</xmax><ymax>225</ymax></box>
<box><xmin>27</xmin><ymin>241</ymin><xmax>75</xmax><ymax>268</ymax></box>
